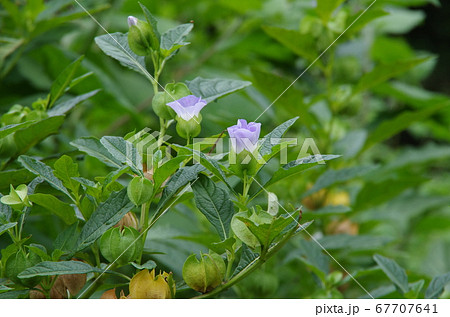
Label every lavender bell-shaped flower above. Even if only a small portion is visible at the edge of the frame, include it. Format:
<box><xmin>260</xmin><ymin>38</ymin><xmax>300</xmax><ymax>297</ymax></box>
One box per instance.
<box><xmin>227</xmin><ymin>119</ymin><xmax>261</xmax><ymax>154</ymax></box>
<box><xmin>227</xmin><ymin>119</ymin><xmax>262</xmax><ymax>178</ymax></box>
<box><xmin>167</xmin><ymin>95</ymin><xmax>207</xmax><ymax>139</ymax></box>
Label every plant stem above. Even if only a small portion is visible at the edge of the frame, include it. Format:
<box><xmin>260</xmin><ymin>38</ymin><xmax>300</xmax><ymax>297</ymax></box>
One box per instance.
<box><xmin>193</xmin><ymin>224</ymin><xmax>298</xmax><ymax>298</ymax></box>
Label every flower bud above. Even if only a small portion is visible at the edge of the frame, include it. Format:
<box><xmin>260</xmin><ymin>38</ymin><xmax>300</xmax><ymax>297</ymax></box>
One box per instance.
<box><xmin>129</xmin><ymin>269</ymin><xmax>175</xmax><ymax>299</ymax></box>
<box><xmin>152</xmin><ymin>83</ymin><xmax>191</xmax><ymax>120</ymax></box>
<box><xmin>127</xmin><ymin>16</ymin><xmax>156</xmax><ymax>56</ymax></box>
<box><xmin>127</xmin><ymin>176</ymin><xmax>153</xmax><ymax>206</ymax></box>
<box><xmin>182</xmin><ymin>251</ymin><xmax>225</xmax><ymax>293</ymax></box>
<box><xmin>99</xmin><ymin>227</ymin><xmax>143</xmax><ymax>266</ymax></box>
<box><xmin>0</xmin><ymin>184</ymin><xmax>32</xmax><ymax>211</ymax></box>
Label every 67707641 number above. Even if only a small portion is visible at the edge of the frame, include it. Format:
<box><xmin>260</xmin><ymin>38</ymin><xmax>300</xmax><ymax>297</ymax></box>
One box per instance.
<box><xmin>375</xmin><ymin>304</ymin><xmax>438</xmax><ymax>314</ymax></box>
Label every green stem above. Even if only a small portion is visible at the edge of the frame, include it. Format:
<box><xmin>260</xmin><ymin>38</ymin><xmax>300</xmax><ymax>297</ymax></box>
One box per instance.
<box><xmin>225</xmin><ymin>251</ymin><xmax>235</xmax><ymax>281</ymax></box>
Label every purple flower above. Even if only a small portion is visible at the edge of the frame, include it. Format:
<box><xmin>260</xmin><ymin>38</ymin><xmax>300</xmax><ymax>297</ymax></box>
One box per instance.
<box><xmin>166</xmin><ymin>95</ymin><xmax>207</xmax><ymax>121</ymax></box>
<box><xmin>227</xmin><ymin>119</ymin><xmax>261</xmax><ymax>154</ymax></box>
<box><xmin>128</xmin><ymin>16</ymin><xmax>138</xmax><ymax>27</ymax></box>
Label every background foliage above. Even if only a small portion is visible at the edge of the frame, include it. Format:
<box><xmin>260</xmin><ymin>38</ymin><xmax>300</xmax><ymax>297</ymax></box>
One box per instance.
<box><xmin>1</xmin><ymin>0</ymin><xmax>449</xmax><ymax>298</ymax></box>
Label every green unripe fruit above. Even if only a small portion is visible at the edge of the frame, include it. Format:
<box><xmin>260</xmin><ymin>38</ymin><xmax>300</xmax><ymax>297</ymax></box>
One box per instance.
<box><xmin>231</xmin><ymin>211</ymin><xmax>273</xmax><ymax>249</ymax></box>
<box><xmin>182</xmin><ymin>251</ymin><xmax>225</xmax><ymax>293</ymax></box>
<box><xmin>5</xmin><ymin>250</ymin><xmax>41</xmax><ymax>287</ymax></box>
<box><xmin>127</xmin><ymin>176</ymin><xmax>153</xmax><ymax>206</ymax></box>
<box><xmin>175</xmin><ymin>115</ymin><xmax>202</xmax><ymax>139</ymax></box>
<box><xmin>152</xmin><ymin>83</ymin><xmax>191</xmax><ymax>120</ymax></box>
<box><xmin>128</xmin><ymin>19</ymin><xmax>154</xmax><ymax>56</ymax></box>
<box><xmin>99</xmin><ymin>227</ymin><xmax>143</xmax><ymax>266</ymax></box>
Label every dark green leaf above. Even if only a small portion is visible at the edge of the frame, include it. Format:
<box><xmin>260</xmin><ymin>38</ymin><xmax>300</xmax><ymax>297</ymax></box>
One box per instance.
<box><xmin>95</xmin><ymin>32</ymin><xmax>147</xmax><ymax>75</ymax></box>
<box><xmin>53</xmin><ymin>155</ymin><xmax>80</xmax><ymax>196</ymax></box>
<box><xmin>14</xmin><ymin>116</ymin><xmax>65</xmax><ymax>155</ymax></box>
<box><xmin>70</xmin><ymin>137</ymin><xmax>122</xmax><ymax>169</ymax></box>
<box><xmin>131</xmin><ymin>260</ymin><xmax>157</xmax><ymax>270</ymax></box>
<box><xmin>263</xmin><ymin>155</ymin><xmax>341</xmax><ymax>188</ymax></box>
<box><xmin>100</xmin><ymin>136</ymin><xmax>143</xmax><ymax>175</ymax></box>
<box><xmin>373</xmin><ymin>254</ymin><xmax>409</xmax><ymax>294</ymax></box>
<box><xmin>355</xmin><ymin>57</ymin><xmax>430</xmax><ymax>93</ymax></box>
<box><xmin>187</xmin><ymin>77</ymin><xmax>252</xmax><ymax>103</ymax></box>
<box><xmin>18</xmin><ymin>155</ymin><xmax>73</xmax><ymax>201</ymax></box>
<box><xmin>53</xmin><ymin>222</ymin><xmax>79</xmax><ymax>253</ymax></box>
<box><xmin>28</xmin><ymin>193</ymin><xmax>77</xmax><ymax>225</ymax></box>
<box><xmin>76</xmin><ymin>188</ymin><xmax>133</xmax><ymax>251</ymax></box>
<box><xmin>425</xmin><ymin>272</ymin><xmax>450</xmax><ymax>299</ymax></box>
<box><xmin>192</xmin><ymin>175</ymin><xmax>234</xmax><ymax>240</ymax></box>
<box><xmin>18</xmin><ymin>261</ymin><xmax>103</xmax><ymax>278</ymax></box>
<box><xmin>160</xmin><ymin>23</ymin><xmax>193</xmax><ymax>57</ymax></box>
<box><xmin>0</xmin><ymin>122</ymin><xmax>33</xmax><ymax>139</ymax></box>
<box><xmin>362</xmin><ymin>101</ymin><xmax>449</xmax><ymax>152</ymax></box>
<box><xmin>48</xmin><ymin>89</ymin><xmax>100</xmax><ymax>117</ymax></box>
<box><xmin>232</xmin><ymin>244</ymin><xmax>259</xmax><ymax>277</ymax></box>
<box><xmin>48</xmin><ymin>56</ymin><xmax>84</xmax><ymax>108</ymax></box>
<box><xmin>0</xmin><ymin>222</ymin><xmax>16</xmax><ymax>236</ymax></box>
<box><xmin>156</xmin><ymin>164</ymin><xmax>205</xmax><ymax>213</ymax></box>
<box><xmin>153</xmin><ymin>155</ymin><xmax>189</xmax><ymax>189</ymax></box>
<box><xmin>259</xmin><ymin>117</ymin><xmax>299</xmax><ymax>156</ymax></box>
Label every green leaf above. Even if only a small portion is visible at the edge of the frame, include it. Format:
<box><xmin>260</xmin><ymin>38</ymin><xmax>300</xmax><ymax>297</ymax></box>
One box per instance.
<box><xmin>345</xmin><ymin>9</ymin><xmax>389</xmax><ymax>35</ymax></box>
<box><xmin>14</xmin><ymin>116</ymin><xmax>65</xmax><ymax>155</ymax></box>
<box><xmin>232</xmin><ymin>244</ymin><xmax>259</xmax><ymax>277</ymax></box>
<box><xmin>156</xmin><ymin>164</ymin><xmax>205</xmax><ymax>213</ymax></box>
<box><xmin>153</xmin><ymin>155</ymin><xmax>190</xmax><ymax>190</ymax></box>
<box><xmin>425</xmin><ymin>272</ymin><xmax>450</xmax><ymax>299</ymax></box>
<box><xmin>48</xmin><ymin>89</ymin><xmax>100</xmax><ymax>117</ymax></box>
<box><xmin>316</xmin><ymin>0</ymin><xmax>345</xmax><ymax>22</ymax></box>
<box><xmin>179</xmin><ymin>145</ymin><xmax>234</xmax><ymax>192</ymax></box>
<box><xmin>100</xmin><ymin>136</ymin><xmax>143</xmax><ymax>176</ymax></box>
<box><xmin>0</xmin><ymin>222</ymin><xmax>16</xmax><ymax>236</ymax></box>
<box><xmin>28</xmin><ymin>194</ymin><xmax>77</xmax><ymax>225</ymax></box>
<box><xmin>373</xmin><ymin>254</ymin><xmax>409</xmax><ymax>294</ymax></box>
<box><xmin>0</xmin><ymin>122</ymin><xmax>33</xmax><ymax>139</ymax></box>
<box><xmin>18</xmin><ymin>155</ymin><xmax>73</xmax><ymax>201</ymax></box>
<box><xmin>0</xmin><ymin>193</ymin><xmax>13</xmax><ymax>223</ymax></box>
<box><xmin>95</xmin><ymin>32</ymin><xmax>147</xmax><ymax>75</ymax></box>
<box><xmin>373</xmin><ymin>7</ymin><xmax>425</xmax><ymax>34</ymax></box>
<box><xmin>53</xmin><ymin>155</ymin><xmax>80</xmax><ymax>196</ymax></box>
<box><xmin>160</xmin><ymin>23</ymin><xmax>193</xmax><ymax>57</ymax></box>
<box><xmin>0</xmin><ymin>169</ymin><xmax>35</xmax><ymax>192</ymax></box>
<box><xmin>53</xmin><ymin>222</ymin><xmax>79</xmax><ymax>253</ymax></box>
<box><xmin>263</xmin><ymin>155</ymin><xmax>341</xmax><ymax>188</ymax></box>
<box><xmin>70</xmin><ymin>137</ymin><xmax>122</xmax><ymax>169</ymax></box>
<box><xmin>0</xmin><ymin>290</ymin><xmax>29</xmax><ymax>299</ymax></box>
<box><xmin>319</xmin><ymin>234</ymin><xmax>392</xmax><ymax>251</ymax></box>
<box><xmin>187</xmin><ymin>77</ymin><xmax>252</xmax><ymax>103</ymax></box>
<box><xmin>76</xmin><ymin>188</ymin><xmax>133</xmax><ymax>251</ymax></box>
<box><xmin>405</xmin><ymin>280</ymin><xmax>424</xmax><ymax>299</ymax></box>
<box><xmin>259</xmin><ymin>117</ymin><xmax>299</xmax><ymax>156</ymax></box>
<box><xmin>303</xmin><ymin>165</ymin><xmax>378</xmax><ymax>197</ymax></box>
<box><xmin>355</xmin><ymin>57</ymin><xmax>430</xmax><ymax>93</ymax></box>
<box><xmin>361</xmin><ymin>102</ymin><xmax>448</xmax><ymax>152</ymax></box>
<box><xmin>48</xmin><ymin>56</ymin><xmax>84</xmax><ymax>108</ymax></box>
<box><xmin>238</xmin><ymin>215</ymin><xmax>294</xmax><ymax>249</ymax></box>
<box><xmin>192</xmin><ymin>175</ymin><xmax>234</xmax><ymax>240</ymax></box>
<box><xmin>262</xmin><ymin>26</ymin><xmax>317</xmax><ymax>62</ymax></box>
<box><xmin>139</xmin><ymin>2</ymin><xmax>160</xmax><ymax>40</ymax></box>
<box><xmin>131</xmin><ymin>260</ymin><xmax>157</xmax><ymax>270</ymax></box>
<box><xmin>18</xmin><ymin>261</ymin><xmax>103</xmax><ymax>278</ymax></box>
